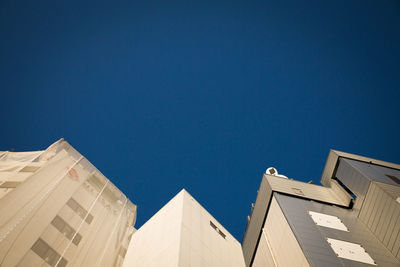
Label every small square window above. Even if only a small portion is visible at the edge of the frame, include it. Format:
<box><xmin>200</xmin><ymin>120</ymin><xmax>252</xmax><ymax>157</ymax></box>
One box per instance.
<box><xmin>72</xmin><ymin>234</ymin><xmax>82</xmax><ymax>246</ymax></box>
<box><xmin>209</xmin><ymin>221</ymin><xmax>226</xmax><ymax>239</ymax></box>
<box><xmin>86</xmin><ymin>214</ymin><xmax>94</xmax><ymax>224</ymax></box>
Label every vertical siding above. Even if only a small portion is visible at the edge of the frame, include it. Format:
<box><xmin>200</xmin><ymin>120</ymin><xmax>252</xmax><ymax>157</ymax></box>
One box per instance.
<box><xmin>358</xmin><ymin>182</ymin><xmax>400</xmax><ymax>262</ymax></box>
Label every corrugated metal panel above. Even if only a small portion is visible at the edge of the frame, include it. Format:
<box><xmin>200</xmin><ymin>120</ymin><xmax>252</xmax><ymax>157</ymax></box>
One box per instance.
<box><xmin>376</xmin><ymin>194</ymin><xmax>396</xmax><ymax>242</ymax></box>
<box><xmin>320</xmin><ymin>150</ymin><xmax>400</xmax><ymax>189</ymax></box>
<box><xmin>370</xmin><ymin>190</ymin><xmax>389</xmax><ymax>233</ymax></box>
<box><xmin>366</xmin><ymin>185</ymin><xmax>384</xmax><ymax>229</ymax></box>
<box><xmin>358</xmin><ymin>183</ymin><xmax>376</xmax><ymax>224</ymax></box>
<box><xmin>371</xmin><ymin>164</ymin><xmax>400</xmax><ymax>185</ymax></box>
<box><xmin>342</xmin><ymin>158</ymin><xmax>400</xmax><ymax>186</ymax></box>
<box><xmin>274</xmin><ymin>193</ymin><xmax>400</xmax><ymax>267</ymax></box>
<box><xmin>336</xmin><ymin>158</ymin><xmax>370</xmax><ymax>199</ymax></box>
<box><xmin>375</xmin><ymin>182</ymin><xmax>400</xmax><ymax>200</ymax></box>
<box><xmin>388</xmin><ymin>210</ymin><xmax>400</xmax><ymax>254</ymax></box>
<box><xmin>383</xmin><ymin>204</ymin><xmax>400</xmax><ymax>248</ymax></box>
<box><xmin>358</xmin><ymin>182</ymin><xmax>400</xmax><ymax>262</ymax></box>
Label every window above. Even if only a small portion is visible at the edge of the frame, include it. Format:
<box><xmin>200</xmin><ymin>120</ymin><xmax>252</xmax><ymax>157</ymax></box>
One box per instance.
<box><xmin>327</xmin><ymin>238</ymin><xmax>376</xmax><ymax>265</ymax></box>
<box><xmin>31</xmin><ymin>238</ymin><xmax>68</xmax><ymax>267</ymax></box>
<box><xmin>0</xmin><ymin>181</ymin><xmax>20</xmax><ymax>188</ymax></box>
<box><xmin>66</xmin><ymin>198</ymin><xmax>93</xmax><ymax>224</ymax></box>
<box><xmin>51</xmin><ymin>215</ymin><xmax>82</xmax><ymax>246</ymax></box>
<box><xmin>210</xmin><ymin>221</ymin><xmax>226</xmax><ymax>239</ymax></box>
<box><xmin>309</xmin><ymin>211</ymin><xmax>348</xmax><ymax>231</ymax></box>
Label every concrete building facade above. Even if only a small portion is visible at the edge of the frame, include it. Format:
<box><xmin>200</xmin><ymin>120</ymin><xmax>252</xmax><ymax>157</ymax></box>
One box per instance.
<box><xmin>242</xmin><ymin>150</ymin><xmax>400</xmax><ymax>267</ymax></box>
<box><xmin>0</xmin><ymin>139</ymin><xmax>136</xmax><ymax>267</ymax></box>
<box><xmin>122</xmin><ymin>189</ymin><xmax>246</xmax><ymax>267</ymax></box>
<box><xmin>2</xmin><ymin>140</ymin><xmax>400</xmax><ymax>267</ymax></box>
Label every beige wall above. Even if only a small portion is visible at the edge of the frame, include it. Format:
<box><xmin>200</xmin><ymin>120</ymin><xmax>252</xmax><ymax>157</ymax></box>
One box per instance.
<box><xmin>179</xmin><ymin>190</ymin><xmax>245</xmax><ymax>267</ymax></box>
<box><xmin>252</xmin><ymin>230</ymin><xmax>275</xmax><ymax>267</ymax></box>
<box><xmin>253</xmin><ymin>196</ymin><xmax>309</xmax><ymax>267</ymax></box>
<box><xmin>123</xmin><ymin>191</ymin><xmax>184</xmax><ymax>266</ymax></box>
<box><xmin>0</xmin><ymin>140</ymin><xmax>136</xmax><ymax>267</ymax></box>
<box><xmin>123</xmin><ymin>189</ymin><xmax>245</xmax><ymax>267</ymax></box>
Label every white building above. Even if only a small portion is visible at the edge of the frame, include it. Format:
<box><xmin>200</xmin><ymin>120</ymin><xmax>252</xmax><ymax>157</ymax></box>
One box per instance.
<box><xmin>123</xmin><ymin>189</ymin><xmax>245</xmax><ymax>267</ymax></box>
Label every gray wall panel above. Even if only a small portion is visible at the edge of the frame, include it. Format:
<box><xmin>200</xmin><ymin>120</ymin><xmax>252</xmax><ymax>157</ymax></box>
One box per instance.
<box><xmin>343</xmin><ymin>158</ymin><xmax>400</xmax><ymax>186</ymax></box>
<box><xmin>336</xmin><ymin>158</ymin><xmax>370</xmax><ymax>199</ymax></box>
<box><xmin>274</xmin><ymin>193</ymin><xmax>400</xmax><ymax>267</ymax></box>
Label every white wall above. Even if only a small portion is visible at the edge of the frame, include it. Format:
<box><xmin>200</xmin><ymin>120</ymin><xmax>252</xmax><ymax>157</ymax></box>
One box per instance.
<box><xmin>123</xmin><ymin>189</ymin><xmax>246</xmax><ymax>267</ymax></box>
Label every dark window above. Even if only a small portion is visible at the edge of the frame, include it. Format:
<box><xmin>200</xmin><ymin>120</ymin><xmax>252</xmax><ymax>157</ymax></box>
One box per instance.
<box><xmin>86</xmin><ymin>213</ymin><xmax>94</xmax><ymax>224</ymax></box>
<box><xmin>31</xmin><ymin>238</ymin><xmax>68</xmax><ymax>267</ymax></box>
<box><xmin>385</xmin><ymin>174</ymin><xmax>400</xmax><ymax>184</ymax></box>
<box><xmin>51</xmin><ymin>215</ymin><xmax>82</xmax><ymax>246</ymax></box>
<box><xmin>72</xmin><ymin>234</ymin><xmax>82</xmax><ymax>246</ymax></box>
<box><xmin>210</xmin><ymin>221</ymin><xmax>226</xmax><ymax>239</ymax></box>
<box><xmin>67</xmin><ymin>198</ymin><xmax>93</xmax><ymax>224</ymax></box>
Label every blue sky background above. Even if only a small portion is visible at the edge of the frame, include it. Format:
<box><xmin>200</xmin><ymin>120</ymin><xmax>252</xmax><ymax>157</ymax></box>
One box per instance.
<box><xmin>1</xmin><ymin>0</ymin><xmax>399</xmax><ymax>240</ymax></box>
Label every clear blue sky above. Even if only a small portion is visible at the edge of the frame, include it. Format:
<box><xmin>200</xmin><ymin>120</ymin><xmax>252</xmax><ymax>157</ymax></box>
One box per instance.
<box><xmin>1</xmin><ymin>0</ymin><xmax>399</xmax><ymax>240</ymax></box>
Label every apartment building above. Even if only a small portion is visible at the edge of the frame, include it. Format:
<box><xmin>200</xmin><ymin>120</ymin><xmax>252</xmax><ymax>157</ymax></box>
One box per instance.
<box><xmin>0</xmin><ymin>139</ymin><xmax>136</xmax><ymax>267</ymax></box>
